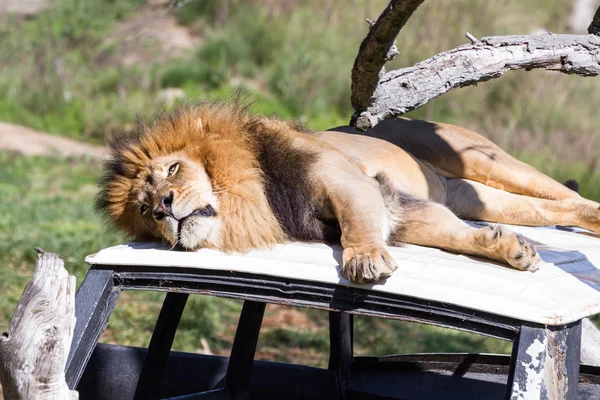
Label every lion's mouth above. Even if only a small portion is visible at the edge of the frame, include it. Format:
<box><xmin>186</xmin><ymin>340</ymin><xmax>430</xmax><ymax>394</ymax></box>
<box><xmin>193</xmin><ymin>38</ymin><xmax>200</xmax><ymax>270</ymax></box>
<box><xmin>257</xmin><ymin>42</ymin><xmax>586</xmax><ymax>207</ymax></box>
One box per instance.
<box><xmin>174</xmin><ymin>206</ymin><xmax>217</xmax><ymax>249</ymax></box>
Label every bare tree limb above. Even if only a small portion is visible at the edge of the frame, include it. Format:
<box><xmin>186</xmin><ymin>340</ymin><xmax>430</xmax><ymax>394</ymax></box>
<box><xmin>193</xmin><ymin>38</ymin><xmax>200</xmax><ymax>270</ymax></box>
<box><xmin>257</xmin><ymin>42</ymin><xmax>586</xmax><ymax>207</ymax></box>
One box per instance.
<box><xmin>352</xmin><ymin>33</ymin><xmax>600</xmax><ymax>130</ymax></box>
<box><xmin>588</xmin><ymin>5</ymin><xmax>600</xmax><ymax>34</ymax></box>
<box><xmin>0</xmin><ymin>249</ymin><xmax>78</xmax><ymax>400</ymax></box>
<box><xmin>350</xmin><ymin>0</ymin><xmax>425</xmax><ymax>111</ymax></box>
<box><xmin>465</xmin><ymin>32</ymin><xmax>481</xmax><ymax>45</ymax></box>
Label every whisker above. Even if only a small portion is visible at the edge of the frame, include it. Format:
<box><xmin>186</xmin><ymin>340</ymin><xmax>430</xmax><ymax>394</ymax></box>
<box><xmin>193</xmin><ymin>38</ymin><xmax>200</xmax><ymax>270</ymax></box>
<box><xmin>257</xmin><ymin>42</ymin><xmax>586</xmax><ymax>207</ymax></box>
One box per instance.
<box><xmin>211</xmin><ymin>186</ymin><xmax>243</xmax><ymax>200</ymax></box>
<box><xmin>223</xmin><ymin>192</ymin><xmax>241</xmax><ymax>200</ymax></box>
<box><xmin>167</xmin><ymin>232</ymin><xmax>183</xmax><ymax>251</ymax></box>
<box><xmin>210</xmin><ymin>170</ymin><xmax>225</xmax><ymax>183</ymax></box>
<box><xmin>212</xmin><ymin>182</ymin><xmax>242</xmax><ymax>194</ymax></box>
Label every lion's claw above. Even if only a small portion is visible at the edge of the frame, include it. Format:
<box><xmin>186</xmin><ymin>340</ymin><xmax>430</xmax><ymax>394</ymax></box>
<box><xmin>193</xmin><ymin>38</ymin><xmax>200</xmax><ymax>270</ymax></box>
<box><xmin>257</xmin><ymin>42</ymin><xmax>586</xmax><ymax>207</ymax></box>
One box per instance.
<box><xmin>341</xmin><ymin>246</ymin><xmax>398</xmax><ymax>283</ymax></box>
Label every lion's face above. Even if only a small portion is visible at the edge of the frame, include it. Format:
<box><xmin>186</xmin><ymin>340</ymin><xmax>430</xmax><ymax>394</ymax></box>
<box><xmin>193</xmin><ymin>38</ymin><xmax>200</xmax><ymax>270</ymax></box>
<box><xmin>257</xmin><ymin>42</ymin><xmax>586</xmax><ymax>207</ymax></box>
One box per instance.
<box><xmin>135</xmin><ymin>153</ymin><xmax>222</xmax><ymax>249</ymax></box>
<box><xmin>98</xmin><ymin>102</ymin><xmax>288</xmax><ymax>254</ymax></box>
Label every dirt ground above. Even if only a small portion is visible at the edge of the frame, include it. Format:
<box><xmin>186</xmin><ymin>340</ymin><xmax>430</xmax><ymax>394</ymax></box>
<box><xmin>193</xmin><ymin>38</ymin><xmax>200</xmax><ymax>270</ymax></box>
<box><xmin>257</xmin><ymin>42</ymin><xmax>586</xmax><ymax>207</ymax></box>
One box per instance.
<box><xmin>0</xmin><ymin>0</ymin><xmax>201</xmax><ymax>160</ymax></box>
<box><xmin>108</xmin><ymin>0</ymin><xmax>201</xmax><ymax>66</ymax></box>
<box><xmin>0</xmin><ymin>122</ymin><xmax>105</xmax><ymax>159</ymax></box>
<box><xmin>0</xmin><ymin>0</ymin><xmax>52</xmax><ymax>16</ymax></box>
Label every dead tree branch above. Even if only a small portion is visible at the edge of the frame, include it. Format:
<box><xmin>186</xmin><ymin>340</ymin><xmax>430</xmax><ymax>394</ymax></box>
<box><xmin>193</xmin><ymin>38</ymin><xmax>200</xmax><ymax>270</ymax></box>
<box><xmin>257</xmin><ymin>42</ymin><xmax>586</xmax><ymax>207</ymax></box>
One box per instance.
<box><xmin>0</xmin><ymin>249</ymin><xmax>78</xmax><ymax>400</ymax></box>
<box><xmin>588</xmin><ymin>5</ymin><xmax>600</xmax><ymax>34</ymax></box>
<box><xmin>350</xmin><ymin>0</ymin><xmax>425</xmax><ymax>111</ymax></box>
<box><xmin>352</xmin><ymin>33</ymin><xmax>600</xmax><ymax>130</ymax></box>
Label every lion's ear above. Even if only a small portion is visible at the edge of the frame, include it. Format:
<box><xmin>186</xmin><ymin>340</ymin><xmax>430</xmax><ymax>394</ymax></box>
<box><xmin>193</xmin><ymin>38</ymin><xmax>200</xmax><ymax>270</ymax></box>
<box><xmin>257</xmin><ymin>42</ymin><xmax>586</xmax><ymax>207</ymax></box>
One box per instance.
<box><xmin>197</xmin><ymin>118</ymin><xmax>204</xmax><ymax>133</ymax></box>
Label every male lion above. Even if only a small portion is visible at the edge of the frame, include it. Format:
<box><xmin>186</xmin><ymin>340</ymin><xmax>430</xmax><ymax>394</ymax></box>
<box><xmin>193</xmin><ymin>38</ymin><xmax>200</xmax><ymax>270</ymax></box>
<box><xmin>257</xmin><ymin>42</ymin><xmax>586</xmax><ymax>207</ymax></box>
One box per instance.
<box><xmin>97</xmin><ymin>101</ymin><xmax>600</xmax><ymax>283</ymax></box>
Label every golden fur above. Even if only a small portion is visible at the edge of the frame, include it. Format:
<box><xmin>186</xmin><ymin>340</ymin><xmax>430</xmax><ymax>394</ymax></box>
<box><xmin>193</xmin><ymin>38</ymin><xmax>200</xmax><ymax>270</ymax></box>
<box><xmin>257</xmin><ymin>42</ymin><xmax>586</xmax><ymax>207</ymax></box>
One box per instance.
<box><xmin>98</xmin><ymin>101</ymin><xmax>600</xmax><ymax>283</ymax></box>
<box><xmin>98</xmin><ymin>102</ymin><xmax>287</xmax><ymax>252</ymax></box>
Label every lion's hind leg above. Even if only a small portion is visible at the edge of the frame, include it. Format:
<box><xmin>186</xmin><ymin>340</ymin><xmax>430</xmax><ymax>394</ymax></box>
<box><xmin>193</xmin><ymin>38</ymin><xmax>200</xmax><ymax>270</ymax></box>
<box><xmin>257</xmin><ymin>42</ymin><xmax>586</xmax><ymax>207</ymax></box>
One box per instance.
<box><xmin>390</xmin><ymin>197</ymin><xmax>541</xmax><ymax>271</ymax></box>
<box><xmin>454</xmin><ymin>146</ymin><xmax>582</xmax><ymax>202</ymax></box>
<box><xmin>445</xmin><ymin>178</ymin><xmax>600</xmax><ymax>234</ymax></box>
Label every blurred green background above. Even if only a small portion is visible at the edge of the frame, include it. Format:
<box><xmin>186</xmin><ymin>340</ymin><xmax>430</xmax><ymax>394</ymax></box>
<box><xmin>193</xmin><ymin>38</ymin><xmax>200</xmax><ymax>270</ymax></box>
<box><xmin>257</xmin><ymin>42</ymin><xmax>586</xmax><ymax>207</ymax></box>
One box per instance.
<box><xmin>1</xmin><ymin>0</ymin><xmax>599</xmax><ymax>368</ymax></box>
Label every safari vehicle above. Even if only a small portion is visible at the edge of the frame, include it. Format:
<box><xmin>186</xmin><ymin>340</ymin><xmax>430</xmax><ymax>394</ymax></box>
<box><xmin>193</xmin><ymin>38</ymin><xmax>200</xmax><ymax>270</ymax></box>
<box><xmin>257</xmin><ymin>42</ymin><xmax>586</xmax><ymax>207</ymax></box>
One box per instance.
<box><xmin>71</xmin><ymin>225</ymin><xmax>600</xmax><ymax>399</ymax></box>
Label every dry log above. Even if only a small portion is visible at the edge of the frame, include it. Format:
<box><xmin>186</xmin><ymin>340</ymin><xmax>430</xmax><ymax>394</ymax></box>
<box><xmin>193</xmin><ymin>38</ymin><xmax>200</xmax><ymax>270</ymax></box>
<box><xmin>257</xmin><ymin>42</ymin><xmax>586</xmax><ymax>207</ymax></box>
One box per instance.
<box><xmin>352</xmin><ymin>32</ymin><xmax>600</xmax><ymax>130</ymax></box>
<box><xmin>0</xmin><ymin>249</ymin><xmax>78</xmax><ymax>400</ymax></box>
<box><xmin>350</xmin><ymin>0</ymin><xmax>425</xmax><ymax>111</ymax></box>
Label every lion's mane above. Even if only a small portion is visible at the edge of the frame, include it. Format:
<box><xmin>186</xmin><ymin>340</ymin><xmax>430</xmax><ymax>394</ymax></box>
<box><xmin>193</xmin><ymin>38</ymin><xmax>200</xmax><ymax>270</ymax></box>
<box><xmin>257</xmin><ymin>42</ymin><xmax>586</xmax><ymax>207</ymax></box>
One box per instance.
<box><xmin>96</xmin><ymin>101</ymin><xmax>337</xmax><ymax>252</ymax></box>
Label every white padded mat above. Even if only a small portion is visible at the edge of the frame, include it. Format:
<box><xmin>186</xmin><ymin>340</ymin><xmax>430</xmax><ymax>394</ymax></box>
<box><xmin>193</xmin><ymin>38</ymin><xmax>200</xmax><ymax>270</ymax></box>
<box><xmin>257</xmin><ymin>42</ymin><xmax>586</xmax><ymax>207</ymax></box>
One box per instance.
<box><xmin>86</xmin><ymin>223</ymin><xmax>600</xmax><ymax>325</ymax></box>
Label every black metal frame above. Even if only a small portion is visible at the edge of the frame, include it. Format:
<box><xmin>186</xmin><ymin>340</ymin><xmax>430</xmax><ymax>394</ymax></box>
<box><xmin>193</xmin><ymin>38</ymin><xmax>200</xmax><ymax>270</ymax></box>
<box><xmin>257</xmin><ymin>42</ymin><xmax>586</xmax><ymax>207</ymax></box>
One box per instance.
<box><xmin>67</xmin><ymin>265</ymin><xmax>587</xmax><ymax>399</ymax></box>
<box><xmin>329</xmin><ymin>312</ymin><xmax>353</xmax><ymax>399</ymax></box>
<box><xmin>134</xmin><ymin>292</ymin><xmax>189</xmax><ymax>400</ymax></box>
<box><xmin>66</xmin><ymin>269</ymin><xmax>121</xmax><ymax>387</ymax></box>
<box><xmin>107</xmin><ymin>264</ymin><xmax>521</xmax><ymax>340</ymax></box>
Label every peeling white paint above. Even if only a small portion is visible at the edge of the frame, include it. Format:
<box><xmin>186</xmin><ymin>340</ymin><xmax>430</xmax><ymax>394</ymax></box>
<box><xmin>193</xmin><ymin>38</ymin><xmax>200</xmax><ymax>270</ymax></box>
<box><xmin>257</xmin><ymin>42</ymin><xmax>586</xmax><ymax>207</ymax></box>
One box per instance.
<box><xmin>513</xmin><ymin>337</ymin><xmax>547</xmax><ymax>400</ymax></box>
<box><xmin>525</xmin><ymin>338</ymin><xmax>546</xmax><ymax>368</ymax></box>
<box><xmin>512</xmin><ymin>382</ymin><xmax>523</xmax><ymax>399</ymax></box>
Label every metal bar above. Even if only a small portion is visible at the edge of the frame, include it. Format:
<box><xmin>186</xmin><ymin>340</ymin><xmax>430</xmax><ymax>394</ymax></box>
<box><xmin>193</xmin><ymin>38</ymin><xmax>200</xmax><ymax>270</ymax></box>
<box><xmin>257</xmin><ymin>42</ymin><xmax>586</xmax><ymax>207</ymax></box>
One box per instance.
<box><xmin>329</xmin><ymin>313</ymin><xmax>353</xmax><ymax>377</ymax></box>
<box><xmin>353</xmin><ymin>352</ymin><xmax>512</xmax><ymax>376</ymax></box>
<box><xmin>329</xmin><ymin>312</ymin><xmax>353</xmax><ymax>399</ymax></box>
<box><xmin>66</xmin><ymin>268</ymin><xmax>121</xmax><ymax>389</ymax></box>
<box><xmin>134</xmin><ymin>292</ymin><xmax>189</xmax><ymax>400</ymax></box>
<box><xmin>104</xmin><ymin>266</ymin><xmax>520</xmax><ymax>340</ymax></box>
<box><xmin>506</xmin><ymin>321</ymin><xmax>582</xmax><ymax>400</ymax></box>
<box><xmin>224</xmin><ymin>300</ymin><xmax>266</xmax><ymax>399</ymax></box>
<box><xmin>504</xmin><ymin>329</ymin><xmax>522</xmax><ymax>400</ymax></box>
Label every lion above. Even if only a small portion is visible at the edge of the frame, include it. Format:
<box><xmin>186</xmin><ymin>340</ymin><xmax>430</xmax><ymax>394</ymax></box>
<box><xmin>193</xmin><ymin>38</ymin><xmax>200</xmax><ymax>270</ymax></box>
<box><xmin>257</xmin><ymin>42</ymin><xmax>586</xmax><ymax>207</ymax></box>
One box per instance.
<box><xmin>97</xmin><ymin>101</ymin><xmax>600</xmax><ymax>283</ymax></box>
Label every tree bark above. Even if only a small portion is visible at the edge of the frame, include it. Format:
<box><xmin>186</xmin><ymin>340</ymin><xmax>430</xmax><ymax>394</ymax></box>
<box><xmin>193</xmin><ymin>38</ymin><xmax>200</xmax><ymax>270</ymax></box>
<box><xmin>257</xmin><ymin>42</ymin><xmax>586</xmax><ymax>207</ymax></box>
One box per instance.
<box><xmin>0</xmin><ymin>249</ymin><xmax>78</xmax><ymax>400</ymax></box>
<box><xmin>350</xmin><ymin>0</ymin><xmax>425</xmax><ymax>112</ymax></box>
<box><xmin>352</xmin><ymin>33</ymin><xmax>600</xmax><ymax>130</ymax></box>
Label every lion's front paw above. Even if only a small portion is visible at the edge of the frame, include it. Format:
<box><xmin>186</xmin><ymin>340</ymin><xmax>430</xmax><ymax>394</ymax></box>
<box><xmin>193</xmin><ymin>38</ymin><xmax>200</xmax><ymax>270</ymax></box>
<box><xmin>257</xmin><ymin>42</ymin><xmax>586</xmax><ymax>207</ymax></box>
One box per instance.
<box><xmin>479</xmin><ymin>226</ymin><xmax>540</xmax><ymax>272</ymax></box>
<box><xmin>341</xmin><ymin>246</ymin><xmax>398</xmax><ymax>283</ymax></box>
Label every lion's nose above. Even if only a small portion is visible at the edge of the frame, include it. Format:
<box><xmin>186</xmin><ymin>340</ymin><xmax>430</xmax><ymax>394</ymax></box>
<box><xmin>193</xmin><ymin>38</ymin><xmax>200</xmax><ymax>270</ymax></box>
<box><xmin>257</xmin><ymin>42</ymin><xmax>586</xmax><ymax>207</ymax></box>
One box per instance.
<box><xmin>153</xmin><ymin>190</ymin><xmax>174</xmax><ymax>220</ymax></box>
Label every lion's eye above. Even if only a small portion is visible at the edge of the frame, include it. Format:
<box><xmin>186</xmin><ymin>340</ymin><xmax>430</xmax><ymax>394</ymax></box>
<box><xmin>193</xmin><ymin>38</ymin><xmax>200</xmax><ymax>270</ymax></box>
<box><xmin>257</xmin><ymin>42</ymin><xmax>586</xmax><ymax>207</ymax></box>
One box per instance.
<box><xmin>140</xmin><ymin>204</ymin><xmax>149</xmax><ymax>215</ymax></box>
<box><xmin>167</xmin><ymin>163</ymin><xmax>180</xmax><ymax>177</ymax></box>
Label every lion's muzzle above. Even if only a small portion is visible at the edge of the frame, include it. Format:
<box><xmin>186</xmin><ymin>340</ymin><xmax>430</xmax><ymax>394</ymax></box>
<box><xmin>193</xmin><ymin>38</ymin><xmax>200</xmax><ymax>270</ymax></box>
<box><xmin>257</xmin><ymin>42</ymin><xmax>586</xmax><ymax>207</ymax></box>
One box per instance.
<box><xmin>153</xmin><ymin>190</ymin><xmax>175</xmax><ymax>220</ymax></box>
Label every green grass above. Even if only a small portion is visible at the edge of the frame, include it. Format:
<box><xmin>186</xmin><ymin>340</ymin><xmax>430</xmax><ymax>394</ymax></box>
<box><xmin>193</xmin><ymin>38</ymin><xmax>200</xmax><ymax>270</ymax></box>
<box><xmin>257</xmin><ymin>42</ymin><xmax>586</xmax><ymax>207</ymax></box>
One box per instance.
<box><xmin>0</xmin><ymin>152</ymin><xmax>122</xmax><ymax>326</ymax></box>
<box><xmin>0</xmin><ymin>0</ymin><xmax>153</xmax><ymax>142</ymax></box>
<box><xmin>0</xmin><ymin>153</ymin><xmax>123</xmax><ymax>276</ymax></box>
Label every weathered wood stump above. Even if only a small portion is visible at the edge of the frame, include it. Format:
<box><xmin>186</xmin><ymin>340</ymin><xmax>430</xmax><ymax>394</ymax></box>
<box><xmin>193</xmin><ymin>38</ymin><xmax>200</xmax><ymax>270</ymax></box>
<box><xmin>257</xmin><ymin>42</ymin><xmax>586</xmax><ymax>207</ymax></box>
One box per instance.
<box><xmin>0</xmin><ymin>248</ymin><xmax>78</xmax><ymax>400</ymax></box>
